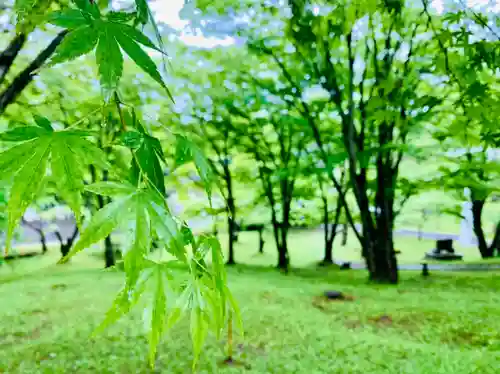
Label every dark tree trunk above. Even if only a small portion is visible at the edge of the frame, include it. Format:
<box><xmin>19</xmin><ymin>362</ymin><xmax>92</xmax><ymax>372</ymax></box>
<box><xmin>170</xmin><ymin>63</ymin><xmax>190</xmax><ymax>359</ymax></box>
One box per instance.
<box><xmin>227</xmin><ymin>216</ymin><xmax>236</xmax><ymax>265</ymax></box>
<box><xmin>58</xmin><ymin>225</ymin><xmax>79</xmax><ymax>259</ymax></box>
<box><xmin>471</xmin><ymin>198</ymin><xmax>494</xmax><ymax>258</ymax></box>
<box><xmin>224</xmin><ymin>165</ymin><xmax>236</xmax><ymax>265</ymax></box>
<box><xmin>258</xmin><ymin>229</ymin><xmax>265</xmax><ymax>254</ymax></box>
<box><xmin>93</xmin><ymin>169</ymin><xmax>116</xmax><ymax>268</ymax></box>
<box><xmin>368</xmin><ymin>148</ymin><xmax>399</xmax><ymax>284</ymax></box>
<box><xmin>321</xmin><ymin>197</ymin><xmax>333</xmax><ymax>264</ymax></box>
<box><xmin>341</xmin><ymin>225</ymin><xmax>348</xmax><ymax>246</ymax></box>
<box><xmin>490</xmin><ymin>221</ymin><xmax>500</xmax><ymax>256</ymax></box>
<box><xmin>0</xmin><ymin>31</ymin><xmax>67</xmax><ymax>114</ymax></box>
<box><xmin>321</xmin><ymin>193</ymin><xmax>343</xmax><ymax>265</ymax></box>
<box><xmin>0</xmin><ymin>33</ymin><xmax>26</xmax><ymax>84</ymax></box>
<box><xmin>104</xmin><ymin>235</ymin><xmax>115</xmax><ymax>268</ymax></box>
<box><xmin>40</xmin><ymin>232</ymin><xmax>48</xmax><ymax>254</ymax></box>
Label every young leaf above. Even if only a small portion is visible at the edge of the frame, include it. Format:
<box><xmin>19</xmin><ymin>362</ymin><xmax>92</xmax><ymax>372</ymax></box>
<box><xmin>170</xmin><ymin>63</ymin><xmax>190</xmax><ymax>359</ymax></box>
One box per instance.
<box><xmin>190</xmin><ymin>307</ymin><xmax>208</xmax><ymax>369</ymax></box>
<box><xmin>107</xmin><ymin>11</ymin><xmax>136</xmax><ymax>22</ymax></box>
<box><xmin>175</xmin><ymin>135</ymin><xmax>214</xmax><ymax>201</ymax></box>
<box><xmin>0</xmin><ymin>141</ymin><xmax>44</xmax><ymax>181</ymax></box>
<box><xmin>135</xmin><ymin>0</ymin><xmax>149</xmax><ymax>25</ymax></box>
<box><xmin>33</xmin><ymin>115</ymin><xmax>53</xmax><ymax>131</ymax></box>
<box><xmin>149</xmin><ymin>265</ymin><xmax>167</xmax><ymax>367</ymax></box>
<box><xmin>166</xmin><ymin>284</ymin><xmax>192</xmax><ymax>331</ymax></box>
<box><xmin>51</xmin><ymin>137</ymin><xmax>85</xmax><ymax>225</ymax></box>
<box><xmin>120</xmin><ymin>131</ymin><xmax>143</xmax><ymax>149</ymax></box>
<box><xmin>74</xmin><ymin>0</ymin><xmax>101</xmax><ymax>18</ymax></box>
<box><xmin>131</xmin><ymin>134</ymin><xmax>166</xmax><ymax>196</ymax></box>
<box><xmin>123</xmin><ymin>193</ymin><xmax>151</xmax><ymax>286</ymax></box>
<box><xmin>50</xmin><ymin>26</ymin><xmax>99</xmax><ymax>65</ymax></box>
<box><xmin>59</xmin><ymin>193</ymin><xmax>137</xmax><ymax>263</ymax></box>
<box><xmin>96</xmin><ymin>25</ymin><xmax>123</xmax><ymax>99</ymax></box>
<box><xmin>0</xmin><ymin>126</ymin><xmax>49</xmax><ymax>142</ymax></box>
<box><xmin>115</xmin><ymin>23</ymin><xmax>164</xmax><ymax>53</ymax></box>
<box><xmin>49</xmin><ymin>9</ymin><xmax>89</xmax><ymax>29</ymax></box>
<box><xmin>6</xmin><ymin>138</ymin><xmax>51</xmax><ymax>250</ymax></box>
<box><xmin>226</xmin><ymin>286</ymin><xmax>244</xmax><ymax>336</ymax></box>
<box><xmin>85</xmin><ymin>181</ymin><xmax>137</xmax><ymax>197</ymax></box>
<box><xmin>93</xmin><ymin>269</ymin><xmax>151</xmax><ymax>336</ymax></box>
<box><xmin>148</xmin><ymin>202</ymin><xmax>186</xmax><ymax>262</ymax></box>
<box><xmin>114</xmin><ymin>30</ymin><xmax>169</xmax><ymax>96</ymax></box>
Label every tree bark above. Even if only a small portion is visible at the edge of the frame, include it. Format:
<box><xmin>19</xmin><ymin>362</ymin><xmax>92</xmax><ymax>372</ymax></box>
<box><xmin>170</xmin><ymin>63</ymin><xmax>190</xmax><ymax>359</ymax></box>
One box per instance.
<box><xmin>224</xmin><ymin>165</ymin><xmax>236</xmax><ymax>265</ymax></box>
<box><xmin>104</xmin><ymin>235</ymin><xmax>115</xmax><ymax>268</ymax></box>
<box><xmin>0</xmin><ymin>31</ymin><xmax>67</xmax><ymax>115</ymax></box>
<box><xmin>490</xmin><ymin>221</ymin><xmax>500</xmax><ymax>256</ymax></box>
<box><xmin>91</xmin><ymin>167</ymin><xmax>116</xmax><ymax>268</ymax></box>
<box><xmin>40</xmin><ymin>232</ymin><xmax>48</xmax><ymax>254</ymax></box>
<box><xmin>471</xmin><ymin>198</ymin><xmax>494</xmax><ymax>258</ymax></box>
<box><xmin>0</xmin><ymin>33</ymin><xmax>26</xmax><ymax>84</ymax></box>
<box><xmin>57</xmin><ymin>225</ymin><xmax>79</xmax><ymax>258</ymax></box>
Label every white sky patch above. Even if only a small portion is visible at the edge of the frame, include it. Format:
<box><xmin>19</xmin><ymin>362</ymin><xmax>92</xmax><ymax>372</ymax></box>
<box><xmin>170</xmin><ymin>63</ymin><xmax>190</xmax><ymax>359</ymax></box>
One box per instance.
<box><xmin>150</xmin><ymin>0</ymin><xmax>235</xmax><ymax>48</ymax></box>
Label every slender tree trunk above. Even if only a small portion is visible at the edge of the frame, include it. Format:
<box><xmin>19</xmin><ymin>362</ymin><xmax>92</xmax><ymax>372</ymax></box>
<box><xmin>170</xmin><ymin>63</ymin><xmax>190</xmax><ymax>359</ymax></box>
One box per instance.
<box><xmin>321</xmin><ymin>197</ymin><xmax>333</xmax><ymax>264</ymax></box>
<box><xmin>471</xmin><ymin>198</ymin><xmax>494</xmax><ymax>258</ymax></box>
<box><xmin>0</xmin><ymin>33</ymin><xmax>26</xmax><ymax>84</ymax></box>
<box><xmin>40</xmin><ymin>232</ymin><xmax>48</xmax><ymax>254</ymax></box>
<box><xmin>277</xmin><ymin>186</ymin><xmax>292</xmax><ymax>271</ymax></box>
<box><xmin>91</xmin><ymin>167</ymin><xmax>116</xmax><ymax>268</ymax></box>
<box><xmin>0</xmin><ymin>31</ymin><xmax>67</xmax><ymax>114</ymax></box>
<box><xmin>58</xmin><ymin>225</ymin><xmax>79</xmax><ymax>258</ymax></box>
<box><xmin>490</xmin><ymin>221</ymin><xmax>500</xmax><ymax>256</ymax></box>
<box><xmin>104</xmin><ymin>235</ymin><xmax>115</xmax><ymax>268</ymax></box>
<box><xmin>258</xmin><ymin>229</ymin><xmax>264</xmax><ymax>254</ymax></box>
<box><xmin>225</xmin><ymin>166</ymin><xmax>236</xmax><ymax>265</ymax></box>
<box><xmin>226</xmin><ymin>214</ymin><xmax>236</xmax><ymax>265</ymax></box>
<box><xmin>321</xmin><ymin>193</ymin><xmax>343</xmax><ymax>265</ymax></box>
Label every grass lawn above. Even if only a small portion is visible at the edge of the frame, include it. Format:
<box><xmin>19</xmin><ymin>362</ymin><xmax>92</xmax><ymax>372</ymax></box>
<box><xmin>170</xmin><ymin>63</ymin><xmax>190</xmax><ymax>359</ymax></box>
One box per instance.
<box><xmin>1</xmin><ymin>251</ymin><xmax>500</xmax><ymax>373</ymax></box>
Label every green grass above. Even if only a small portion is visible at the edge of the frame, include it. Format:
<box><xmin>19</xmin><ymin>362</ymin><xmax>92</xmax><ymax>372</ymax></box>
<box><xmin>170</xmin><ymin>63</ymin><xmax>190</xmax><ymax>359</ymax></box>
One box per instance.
<box><xmin>1</xmin><ymin>251</ymin><xmax>500</xmax><ymax>373</ymax></box>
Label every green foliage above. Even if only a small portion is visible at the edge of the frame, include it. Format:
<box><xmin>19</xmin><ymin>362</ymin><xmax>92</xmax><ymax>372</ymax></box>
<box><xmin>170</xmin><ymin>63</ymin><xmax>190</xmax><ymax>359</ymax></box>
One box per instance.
<box><xmin>175</xmin><ymin>135</ymin><xmax>215</xmax><ymax>202</ymax></box>
<box><xmin>50</xmin><ymin>3</ymin><xmax>168</xmax><ymax>100</ymax></box>
<box><xmin>1</xmin><ymin>0</ymin><xmax>237</xmax><ymax>369</ymax></box>
<box><xmin>0</xmin><ymin>117</ymin><xmax>107</xmax><ymax>250</ymax></box>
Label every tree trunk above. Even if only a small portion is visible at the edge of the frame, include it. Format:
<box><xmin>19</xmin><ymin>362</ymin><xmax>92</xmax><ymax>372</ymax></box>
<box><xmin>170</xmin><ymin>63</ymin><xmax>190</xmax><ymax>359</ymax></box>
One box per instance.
<box><xmin>258</xmin><ymin>229</ymin><xmax>265</xmax><ymax>254</ymax></box>
<box><xmin>227</xmin><ymin>216</ymin><xmax>236</xmax><ymax>265</ymax></box>
<box><xmin>321</xmin><ymin>194</ymin><xmax>343</xmax><ymax>265</ymax></box>
<box><xmin>367</xmin><ymin>153</ymin><xmax>399</xmax><ymax>284</ymax></box>
<box><xmin>0</xmin><ymin>31</ymin><xmax>67</xmax><ymax>114</ymax></box>
<box><xmin>322</xmin><ymin>232</ymin><xmax>334</xmax><ymax>264</ymax></box>
<box><xmin>0</xmin><ymin>33</ymin><xmax>26</xmax><ymax>84</ymax></box>
<box><xmin>490</xmin><ymin>221</ymin><xmax>500</xmax><ymax>256</ymax></box>
<box><xmin>94</xmin><ymin>169</ymin><xmax>116</xmax><ymax>268</ymax></box>
<box><xmin>321</xmin><ymin>197</ymin><xmax>333</xmax><ymax>264</ymax></box>
<box><xmin>58</xmin><ymin>225</ymin><xmax>79</xmax><ymax>259</ymax></box>
<box><xmin>40</xmin><ymin>232</ymin><xmax>48</xmax><ymax>254</ymax></box>
<box><xmin>277</xmin><ymin>240</ymin><xmax>289</xmax><ymax>271</ymax></box>
<box><xmin>104</xmin><ymin>235</ymin><xmax>115</xmax><ymax>268</ymax></box>
<box><xmin>225</xmin><ymin>166</ymin><xmax>236</xmax><ymax>265</ymax></box>
<box><xmin>471</xmin><ymin>198</ymin><xmax>494</xmax><ymax>258</ymax></box>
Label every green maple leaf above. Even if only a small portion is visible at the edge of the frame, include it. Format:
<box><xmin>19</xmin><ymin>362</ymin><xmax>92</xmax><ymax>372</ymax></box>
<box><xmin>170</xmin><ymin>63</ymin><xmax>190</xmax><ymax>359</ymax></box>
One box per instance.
<box><xmin>64</xmin><ymin>182</ymin><xmax>185</xmax><ymax>264</ymax></box>
<box><xmin>49</xmin><ymin>5</ymin><xmax>169</xmax><ymax>100</ymax></box>
<box><xmin>0</xmin><ymin>117</ymin><xmax>108</xmax><ymax>251</ymax></box>
<box><xmin>175</xmin><ymin>135</ymin><xmax>215</xmax><ymax>201</ymax></box>
<box><xmin>50</xmin><ymin>25</ymin><xmax>100</xmax><ymax>65</ymax></box>
<box><xmin>64</xmin><ymin>181</ymin><xmax>187</xmax><ymax>365</ymax></box>
<box><xmin>122</xmin><ymin>130</ymin><xmax>166</xmax><ymax>197</ymax></box>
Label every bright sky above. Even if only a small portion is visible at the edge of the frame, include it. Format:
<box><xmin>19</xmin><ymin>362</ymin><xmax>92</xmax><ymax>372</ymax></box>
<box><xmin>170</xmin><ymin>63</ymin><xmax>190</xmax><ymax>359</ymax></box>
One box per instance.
<box><xmin>433</xmin><ymin>0</ymin><xmax>500</xmax><ymax>13</ymax></box>
<box><xmin>150</xmin><ymin>0</ymin><xmax>235</xmax><ymax>48</ymax></box>
<box><xmin>149</xmin><ymin>0</ymin><xmax>499</xmax><ymax>46</ymax></box>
